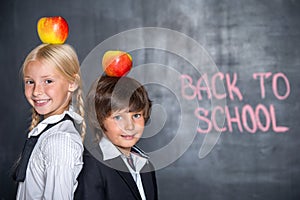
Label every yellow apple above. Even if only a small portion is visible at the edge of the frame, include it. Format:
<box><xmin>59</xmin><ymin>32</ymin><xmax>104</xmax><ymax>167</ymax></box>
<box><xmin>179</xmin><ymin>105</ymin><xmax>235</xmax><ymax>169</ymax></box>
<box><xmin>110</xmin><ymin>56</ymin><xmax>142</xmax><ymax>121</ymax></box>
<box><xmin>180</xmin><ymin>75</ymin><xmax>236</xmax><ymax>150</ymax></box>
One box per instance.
<box><xmin>37</xmin><ymin>16</ymin><xmax>69</xmax><ymax>44</ymax></box>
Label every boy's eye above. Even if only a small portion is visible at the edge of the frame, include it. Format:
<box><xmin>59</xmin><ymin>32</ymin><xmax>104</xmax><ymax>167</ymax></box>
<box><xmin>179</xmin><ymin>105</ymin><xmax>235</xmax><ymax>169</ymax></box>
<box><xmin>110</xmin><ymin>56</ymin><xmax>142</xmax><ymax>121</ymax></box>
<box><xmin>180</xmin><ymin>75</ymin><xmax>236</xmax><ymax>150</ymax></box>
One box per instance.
<box><xmin>113</xmin><ymin>115</ymin><xmax>122</xmax><ymax>120</ymax></box>
<box><xmin>133</xmin><ymin>113</ymin><xmax>142</xmax><ymax>119</ymax></box>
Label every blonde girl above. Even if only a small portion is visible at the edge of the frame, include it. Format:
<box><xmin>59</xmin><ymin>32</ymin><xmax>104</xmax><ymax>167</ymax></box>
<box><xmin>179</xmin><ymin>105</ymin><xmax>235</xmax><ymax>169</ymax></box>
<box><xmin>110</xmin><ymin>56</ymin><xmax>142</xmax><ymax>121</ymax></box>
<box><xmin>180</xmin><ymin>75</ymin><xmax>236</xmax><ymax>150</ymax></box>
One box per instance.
<box><xmin>14</xmin><ymin>43</ymin><xmax>85</xmax><ymax>200</ymax></box>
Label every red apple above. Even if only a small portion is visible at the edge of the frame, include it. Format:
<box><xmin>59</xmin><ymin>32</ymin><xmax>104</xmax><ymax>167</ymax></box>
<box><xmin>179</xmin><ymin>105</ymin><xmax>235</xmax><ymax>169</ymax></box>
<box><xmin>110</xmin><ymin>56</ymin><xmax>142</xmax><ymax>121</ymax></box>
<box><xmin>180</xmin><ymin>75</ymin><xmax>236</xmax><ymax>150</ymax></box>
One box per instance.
<box><xmin>102</xmin><ymin>50</ymin><xmax>132</xmax><ymax>77</ymax></box>
<box><xmin>37</xmin><ymin>16</ymin><xmax>69</xmax><ymax>44</ymax></box>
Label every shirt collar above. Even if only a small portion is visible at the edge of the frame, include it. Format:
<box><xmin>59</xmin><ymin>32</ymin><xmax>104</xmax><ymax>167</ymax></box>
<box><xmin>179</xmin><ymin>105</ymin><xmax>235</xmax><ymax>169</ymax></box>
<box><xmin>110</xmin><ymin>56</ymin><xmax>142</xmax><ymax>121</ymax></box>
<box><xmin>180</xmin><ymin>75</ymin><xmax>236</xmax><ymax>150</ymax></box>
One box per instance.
<box><xmin>28</xmin><ymin>110</ymin><xmax>83</xmax><ymax>138</ymax></box>
<box><xmin>99</xmin><ymin>137</ymin><xmax>149</xmax><ymax>172</ymax></box>
<box><xmin>99</xmin><ymin>136</ymin><xmax>149</xmax><ymax>161</ymax></box>
<box><xmin>99</xmin><ymin>136</ymin><xmax>122</xmax><ymax>161</ymax></box>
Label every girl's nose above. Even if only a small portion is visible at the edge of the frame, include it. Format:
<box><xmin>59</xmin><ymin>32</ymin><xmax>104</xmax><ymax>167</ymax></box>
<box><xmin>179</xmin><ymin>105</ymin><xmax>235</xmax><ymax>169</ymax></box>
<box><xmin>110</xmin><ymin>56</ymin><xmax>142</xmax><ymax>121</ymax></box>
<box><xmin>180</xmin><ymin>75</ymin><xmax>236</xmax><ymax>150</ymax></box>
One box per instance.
<box><xmin>33</xmin><ymin>84</ymin><xmax>43</xmax><ymax>96</ymax></box>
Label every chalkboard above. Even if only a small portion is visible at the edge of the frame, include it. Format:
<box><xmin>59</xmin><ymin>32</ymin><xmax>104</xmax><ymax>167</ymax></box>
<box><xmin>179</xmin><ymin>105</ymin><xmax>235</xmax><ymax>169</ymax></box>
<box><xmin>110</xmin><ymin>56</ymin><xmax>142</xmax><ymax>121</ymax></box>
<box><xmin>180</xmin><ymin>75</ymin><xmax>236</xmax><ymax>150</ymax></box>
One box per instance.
<box><xmin>1</xmin><ymin>0</ymin><xmax>300</xmax><ymax>199</ymax></box>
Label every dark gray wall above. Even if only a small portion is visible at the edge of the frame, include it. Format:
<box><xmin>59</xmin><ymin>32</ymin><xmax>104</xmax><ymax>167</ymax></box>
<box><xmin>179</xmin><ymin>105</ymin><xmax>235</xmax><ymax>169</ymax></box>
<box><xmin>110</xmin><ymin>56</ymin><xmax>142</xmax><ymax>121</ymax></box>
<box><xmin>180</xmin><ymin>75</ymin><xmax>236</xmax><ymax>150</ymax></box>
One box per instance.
<box><xmin>1</xmin><ymin>0</ymin><xmax>300</xmax><ymax>199</ymax></box>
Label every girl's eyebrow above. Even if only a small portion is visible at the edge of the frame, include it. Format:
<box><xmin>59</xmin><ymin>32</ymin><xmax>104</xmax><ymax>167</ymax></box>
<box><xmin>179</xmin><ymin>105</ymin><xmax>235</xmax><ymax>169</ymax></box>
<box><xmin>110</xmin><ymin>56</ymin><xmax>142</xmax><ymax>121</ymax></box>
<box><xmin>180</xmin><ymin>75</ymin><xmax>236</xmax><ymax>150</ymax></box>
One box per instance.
<box><xmin>24</xmin><ymin>74</ymin><xmax>54</xmax><ymax>79</ymax></box>
<box><xmin>41</xmin><ymin>75</ymin><xmax>53</xmax><ymax>78</ymax></box>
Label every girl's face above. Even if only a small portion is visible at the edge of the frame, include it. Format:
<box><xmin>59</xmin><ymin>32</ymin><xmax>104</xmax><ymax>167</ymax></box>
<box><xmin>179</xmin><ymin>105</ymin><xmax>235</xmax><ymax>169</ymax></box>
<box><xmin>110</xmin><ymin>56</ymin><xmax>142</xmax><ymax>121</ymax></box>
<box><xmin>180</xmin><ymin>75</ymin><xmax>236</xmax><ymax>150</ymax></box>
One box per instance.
<box><xmin>24</xmin><ymin>60</ymin><xmax>75</xmax><ymax>118</ymax></box>
<box><xmin>103</xmin><ymin>109</ymin><xmax>145</xmax><ymax>155</ymax></box>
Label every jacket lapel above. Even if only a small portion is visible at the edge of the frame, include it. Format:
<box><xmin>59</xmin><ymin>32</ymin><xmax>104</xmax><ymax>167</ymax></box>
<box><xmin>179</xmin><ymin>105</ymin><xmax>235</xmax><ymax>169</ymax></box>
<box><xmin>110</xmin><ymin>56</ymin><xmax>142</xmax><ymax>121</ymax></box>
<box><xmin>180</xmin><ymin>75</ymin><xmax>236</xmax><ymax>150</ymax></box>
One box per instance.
<box><xmin>106</xmin><ymin>157</ymin><xmax>142</xmax><ymax>200</ymax></box>
<box><xmin>141</xmin><ymin>162</ymin><xmax>156</xmax><ymax>200</ymax></box>
<box><xmin>91</xmin><ymin>144</ymin><xmax>142</xmax><ymax>200</ymax></box>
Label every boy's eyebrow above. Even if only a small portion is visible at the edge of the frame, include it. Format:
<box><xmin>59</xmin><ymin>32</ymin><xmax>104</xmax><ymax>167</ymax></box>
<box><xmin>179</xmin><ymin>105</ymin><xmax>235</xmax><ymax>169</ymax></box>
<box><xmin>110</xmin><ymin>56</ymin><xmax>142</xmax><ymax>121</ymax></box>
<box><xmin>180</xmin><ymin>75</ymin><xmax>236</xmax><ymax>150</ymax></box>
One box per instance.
<box><xmin>112</xmin><ymin>110</ymin><xmax>127</xmax><ymax>115</ymax></box>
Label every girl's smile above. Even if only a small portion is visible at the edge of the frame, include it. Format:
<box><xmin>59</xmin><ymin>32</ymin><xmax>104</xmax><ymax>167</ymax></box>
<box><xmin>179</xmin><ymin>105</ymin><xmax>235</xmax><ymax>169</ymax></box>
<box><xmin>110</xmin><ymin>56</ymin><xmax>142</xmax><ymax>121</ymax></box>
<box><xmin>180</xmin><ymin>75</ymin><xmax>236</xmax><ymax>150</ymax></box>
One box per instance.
<box><xmin>32</xmin><ymin>99</ymin><xmax>50</xmax><ymax>106</ymax></box>
<box><xmin>24</xmin><ymin>60</ymin><xmax>74</xmax><ymax>118</ymax></box>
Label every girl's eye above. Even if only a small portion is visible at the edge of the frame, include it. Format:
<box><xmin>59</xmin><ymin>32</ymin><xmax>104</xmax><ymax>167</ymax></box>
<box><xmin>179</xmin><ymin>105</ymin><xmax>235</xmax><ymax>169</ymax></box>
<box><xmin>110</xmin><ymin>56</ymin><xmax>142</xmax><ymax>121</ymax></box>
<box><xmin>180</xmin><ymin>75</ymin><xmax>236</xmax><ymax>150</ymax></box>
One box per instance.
<box><xmin>45</xmin><ymin>79</ymin><xmax>53</xmax><ymax>84</ymax></box>
<box><xmin>25</xmin><ymin>80</ymin><xmax>34</xmax><ymax>85</ymax></box>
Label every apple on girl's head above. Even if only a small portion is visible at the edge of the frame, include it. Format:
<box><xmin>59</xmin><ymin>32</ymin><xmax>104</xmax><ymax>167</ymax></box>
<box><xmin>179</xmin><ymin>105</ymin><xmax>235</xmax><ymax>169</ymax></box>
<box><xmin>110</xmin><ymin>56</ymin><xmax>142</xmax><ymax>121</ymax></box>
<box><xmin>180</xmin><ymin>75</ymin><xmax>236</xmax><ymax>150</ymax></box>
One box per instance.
<box><xmin>37</xmin><ymin>16</ymin><xmax>69</xmax><ymax>44</ymax></box>
<box><xmin>102</xmin><ymin>50</ymin><xmax>133</xmax><ymax>77</ymax></box>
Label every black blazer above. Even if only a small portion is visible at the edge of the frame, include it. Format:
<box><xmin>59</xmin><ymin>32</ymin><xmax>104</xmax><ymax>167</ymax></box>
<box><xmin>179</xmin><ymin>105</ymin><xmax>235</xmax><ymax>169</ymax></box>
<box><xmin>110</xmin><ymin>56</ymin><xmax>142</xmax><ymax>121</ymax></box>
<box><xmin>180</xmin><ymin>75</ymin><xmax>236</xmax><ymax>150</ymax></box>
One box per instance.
<box><xmin>74</xmin><ymin>145</ymin><xmax>158</xmax><ymax>200</ymax></box>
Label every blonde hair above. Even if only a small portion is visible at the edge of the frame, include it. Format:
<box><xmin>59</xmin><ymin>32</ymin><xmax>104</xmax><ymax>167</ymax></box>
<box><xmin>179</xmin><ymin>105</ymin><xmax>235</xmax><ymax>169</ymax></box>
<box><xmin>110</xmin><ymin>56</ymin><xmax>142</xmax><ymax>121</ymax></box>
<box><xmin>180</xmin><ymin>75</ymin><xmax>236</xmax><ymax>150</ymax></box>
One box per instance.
<box><xmin>22</xmin><ymin>44</ymin><xmax>86</xmax><ymax>140</ymax></box>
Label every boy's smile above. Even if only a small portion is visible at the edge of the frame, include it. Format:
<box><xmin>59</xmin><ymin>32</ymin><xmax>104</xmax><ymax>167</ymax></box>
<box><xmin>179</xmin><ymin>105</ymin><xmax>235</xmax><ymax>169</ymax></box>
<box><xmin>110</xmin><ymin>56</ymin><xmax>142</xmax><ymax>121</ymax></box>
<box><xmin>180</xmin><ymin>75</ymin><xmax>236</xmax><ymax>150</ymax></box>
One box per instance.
<box><xmin>103</xmin><ymin>109</ymin><xmax>145</xmax><ymax>156</ymax></box>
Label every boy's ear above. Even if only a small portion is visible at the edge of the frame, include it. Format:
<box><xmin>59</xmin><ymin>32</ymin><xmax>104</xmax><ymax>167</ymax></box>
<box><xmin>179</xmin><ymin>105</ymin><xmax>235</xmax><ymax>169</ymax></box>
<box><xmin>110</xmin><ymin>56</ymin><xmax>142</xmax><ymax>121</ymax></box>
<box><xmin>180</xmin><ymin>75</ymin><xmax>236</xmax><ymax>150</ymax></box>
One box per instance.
<box><xmin>68</xmin><ymin>74</ymin><xmax>79</xmax><ymax>92</ymax></box>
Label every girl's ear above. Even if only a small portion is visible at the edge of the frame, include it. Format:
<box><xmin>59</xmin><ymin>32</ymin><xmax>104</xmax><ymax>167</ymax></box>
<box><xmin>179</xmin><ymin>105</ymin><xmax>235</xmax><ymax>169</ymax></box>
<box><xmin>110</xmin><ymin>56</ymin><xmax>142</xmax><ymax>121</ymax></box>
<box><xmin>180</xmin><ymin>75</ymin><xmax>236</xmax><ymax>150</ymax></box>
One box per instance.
<box><xmin>68</xmin><ymin>74</ymin><xmax>79</xmax><ymax>92</ymax></box>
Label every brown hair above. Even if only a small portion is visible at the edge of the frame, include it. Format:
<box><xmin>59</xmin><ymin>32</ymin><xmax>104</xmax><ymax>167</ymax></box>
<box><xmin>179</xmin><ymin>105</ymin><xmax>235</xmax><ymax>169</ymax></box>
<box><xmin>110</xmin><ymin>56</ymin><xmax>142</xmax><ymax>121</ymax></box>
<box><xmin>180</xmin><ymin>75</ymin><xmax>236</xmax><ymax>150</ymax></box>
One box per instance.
<box><xmin>22</xmin><ymin>44</ymin><xmax>86</xmax><ymax>140</ymax></box>
<box><xmin>94</xmin><ymin>75</ymin><xmax>152</xmax><ymax>132</ymax></box>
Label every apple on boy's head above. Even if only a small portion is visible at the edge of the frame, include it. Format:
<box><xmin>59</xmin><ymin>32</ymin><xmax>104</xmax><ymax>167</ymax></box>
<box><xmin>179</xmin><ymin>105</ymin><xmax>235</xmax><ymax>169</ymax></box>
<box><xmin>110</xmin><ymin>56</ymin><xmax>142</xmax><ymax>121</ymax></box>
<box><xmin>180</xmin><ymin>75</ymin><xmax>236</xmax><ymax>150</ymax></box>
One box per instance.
<box><xmin>102</xmin><ymin>51</ymin><xmax>133</xmax><ymax>77</ymax></box>
<box><xmin>37</xmin><ymin>16</ymin><xmax>69</xmax><ymax>44</ymax></box>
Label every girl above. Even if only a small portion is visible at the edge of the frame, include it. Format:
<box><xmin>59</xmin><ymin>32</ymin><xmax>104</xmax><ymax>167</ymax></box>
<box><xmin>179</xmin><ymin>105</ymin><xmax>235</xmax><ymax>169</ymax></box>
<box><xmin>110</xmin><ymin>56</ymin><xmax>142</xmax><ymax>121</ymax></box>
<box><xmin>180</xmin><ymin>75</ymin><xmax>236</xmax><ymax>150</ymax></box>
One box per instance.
<box><xmin>75</xmin><ymin>75</ymin><xmax>158</xmax><ymax>200</ymax></box>
<box><xmin>14</xmin><ymin>43</ymin><xmax>86</xmax><ymax>199</ymax></box>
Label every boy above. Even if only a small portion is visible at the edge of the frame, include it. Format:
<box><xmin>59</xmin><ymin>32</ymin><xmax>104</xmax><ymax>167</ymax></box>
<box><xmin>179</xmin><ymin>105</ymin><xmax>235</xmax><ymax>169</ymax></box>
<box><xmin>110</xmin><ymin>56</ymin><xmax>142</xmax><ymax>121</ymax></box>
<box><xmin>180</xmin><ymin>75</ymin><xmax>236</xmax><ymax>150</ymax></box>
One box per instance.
<box><xmin>75</xmin><ymin>76</ymin><xmax>158</xmax><ymax>200</ymax></box>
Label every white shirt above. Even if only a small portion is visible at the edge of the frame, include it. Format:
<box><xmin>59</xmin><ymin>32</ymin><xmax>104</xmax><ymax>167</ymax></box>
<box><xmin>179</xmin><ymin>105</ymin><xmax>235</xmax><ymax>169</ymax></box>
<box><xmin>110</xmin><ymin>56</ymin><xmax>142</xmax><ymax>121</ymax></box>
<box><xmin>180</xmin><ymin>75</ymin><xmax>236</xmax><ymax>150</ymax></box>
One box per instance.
<box><xmin>16</xmin><ymin>111</ymin><xmax>84</xmax><ymax>200</ymax></box>
<box><xmin>99</xmin><ymin>136</ymin><xmax>148</xmax><ymax>200</ymax></box>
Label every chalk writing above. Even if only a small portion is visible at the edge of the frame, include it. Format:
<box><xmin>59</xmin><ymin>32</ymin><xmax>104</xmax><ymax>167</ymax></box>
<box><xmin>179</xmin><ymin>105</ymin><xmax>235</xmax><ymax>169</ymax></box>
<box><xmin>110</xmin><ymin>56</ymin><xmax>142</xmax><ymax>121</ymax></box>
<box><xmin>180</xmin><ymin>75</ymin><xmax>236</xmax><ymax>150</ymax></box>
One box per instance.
<box><xmin>180</xmin><ymin>73</ymin><xmax>243</xmax><ymax>101</ymax></box>
<box><xmin>180</xmin><ymin>72</ymin><xmax>290</xmax><ymax>134</ymax></box>
<box><xmin>253</xmin><ymin>72</ymin><xmax>290</xmax><ymax>100</ymax></box>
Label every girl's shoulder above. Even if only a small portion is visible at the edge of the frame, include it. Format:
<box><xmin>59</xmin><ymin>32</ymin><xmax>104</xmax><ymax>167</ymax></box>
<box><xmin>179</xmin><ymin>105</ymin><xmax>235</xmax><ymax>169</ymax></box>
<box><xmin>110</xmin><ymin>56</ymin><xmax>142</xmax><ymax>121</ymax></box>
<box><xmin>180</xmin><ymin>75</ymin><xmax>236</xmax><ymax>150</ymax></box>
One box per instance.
<box><xmin>38</xmin><ymin>115</ymin><xmax>83</xmax><ymax>152</ymax></box>
<box><xmin>40</xmin><ymin>118</ymin><xmax>79</xmax><ymax>138</ymax></box>
<box><xmin>38</xmin><ymin>121</ymin><xmax>83</xmax><ymax>165</ymax></box>
<box><xmin>42</xmin><ymin>120</ymin><xmax>82</xmax><ymax>145</ymax></box>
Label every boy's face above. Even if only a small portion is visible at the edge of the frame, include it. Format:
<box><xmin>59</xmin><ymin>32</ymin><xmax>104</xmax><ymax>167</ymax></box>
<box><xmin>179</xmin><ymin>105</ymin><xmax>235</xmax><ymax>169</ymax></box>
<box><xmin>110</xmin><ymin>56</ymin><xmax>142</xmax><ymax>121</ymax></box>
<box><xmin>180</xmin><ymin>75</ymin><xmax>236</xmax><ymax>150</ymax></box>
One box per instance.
<box><xmin>103</xmin><ymin>109</ymin><xmax>145</xmax><ymax>155</ymax></box>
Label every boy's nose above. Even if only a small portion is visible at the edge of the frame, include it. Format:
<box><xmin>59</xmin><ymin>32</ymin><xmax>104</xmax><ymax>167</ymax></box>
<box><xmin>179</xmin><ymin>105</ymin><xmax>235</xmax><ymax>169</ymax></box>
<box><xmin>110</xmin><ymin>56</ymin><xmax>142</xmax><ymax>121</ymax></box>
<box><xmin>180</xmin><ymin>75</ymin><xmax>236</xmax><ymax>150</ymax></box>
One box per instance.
<box><xmin>124</xmin><ymin>118</ymin><xmax>135</xmax><ymax>131</ymax></box>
